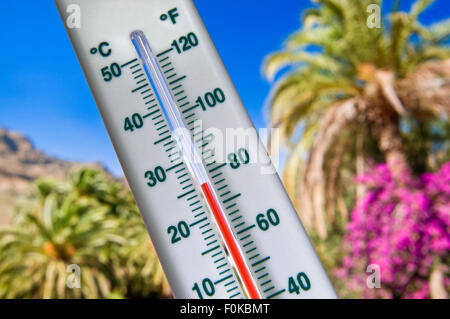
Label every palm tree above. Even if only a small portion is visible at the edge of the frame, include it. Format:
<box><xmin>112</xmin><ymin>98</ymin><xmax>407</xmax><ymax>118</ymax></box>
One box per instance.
<box><xmin>0</xmin><ymin>168</ymin><xmax>169</xmax><ymax>298</ymax></box>
<box><xmin>263</xmin><ymin>0</ymin><xmax>450</xmax><ymax>238</ymax></box>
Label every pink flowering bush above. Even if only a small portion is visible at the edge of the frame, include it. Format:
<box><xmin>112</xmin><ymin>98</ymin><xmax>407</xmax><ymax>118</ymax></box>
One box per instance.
<box><xmin>336</xmin><ymin>162</ymin><xmax>450</xmax><ymax>298</ymax></box>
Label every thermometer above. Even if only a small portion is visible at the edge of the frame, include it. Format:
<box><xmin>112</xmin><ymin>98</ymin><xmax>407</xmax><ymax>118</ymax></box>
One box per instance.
<box><xmin>56</xmin><ymin>0</ymin><xmax>336</xmax><ymax>299</ymax></box>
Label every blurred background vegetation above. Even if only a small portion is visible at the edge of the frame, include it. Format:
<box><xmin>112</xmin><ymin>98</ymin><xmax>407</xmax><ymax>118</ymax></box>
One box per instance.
<box><xmin>264</xmin><ymin>0</ymin><xmax>449</xmax><ymax>298</ymax></box>
<box><xmin>0</xmin><ymin>168</ymin><xmax>170</xmax><ymax>298</ymax></box>
<box><xmin>0</xmin><ymin>0</ymin><xmax>449</xmax><ymax>299</ymax></box>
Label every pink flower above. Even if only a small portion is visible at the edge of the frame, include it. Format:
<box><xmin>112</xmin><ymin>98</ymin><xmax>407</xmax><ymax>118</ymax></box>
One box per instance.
<box><xmin>337</xmin><ymin>162</ymin><xmax>450</xmax><ymax>298</ymax></box>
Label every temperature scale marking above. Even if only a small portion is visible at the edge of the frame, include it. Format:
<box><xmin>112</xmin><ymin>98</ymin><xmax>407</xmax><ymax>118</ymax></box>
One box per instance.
<box><xmin>123</xmin><ymin>55</ymin><xmax>244</xmax><ymax>299</ymax></box>
<box><xmin>56</xmin><ymin>0</ymin><xmax>337</xmax><ymax>299</ymax></box>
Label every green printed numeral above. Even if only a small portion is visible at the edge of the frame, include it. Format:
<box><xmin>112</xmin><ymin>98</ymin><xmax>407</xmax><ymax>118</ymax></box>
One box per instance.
<box><xmin>124</xmin><ymin>113</ymin><xmax>144</xmax><ymax>132</ymax></box>
<box><xmin>228</xmin><ymin>148</ymin><xmax>250</xmax><ymax>169</ymax></box>
<box><xmin>256</xmin><ymin>208</ymin><xmax>280</xmax><ymax>231</ymax></box>
<box><xmin>171</xmin><ymin>32</ymin><xmax>198</xmax><ymax>54</ymax></box>
<box><xmin>144</xmin><ymin>166</ymin><xmax>166</xmax><ymax>187</ymax></box>
<box><xmin>288</xmin><ymin>272</ymin><xmax>311</xmax><ymax>295</ymax></box>
<box><xmin>196</xmin><ymin>88</ymin><xmax>226</xmax><ymax>111</ymax></box>
<box><xmin>168</xmin><ymin>221</ymin><xmax>190</xmax><ymax>244</ymax></box>
<box><xmin>101</xmin><ymin>63</ymin><xmax>121</xmax><ymax>82</ymax></box>
<box><xmin>192</xmin><ymin>278</ymin><xmax>215</xmax><ymax>299</ymax></box>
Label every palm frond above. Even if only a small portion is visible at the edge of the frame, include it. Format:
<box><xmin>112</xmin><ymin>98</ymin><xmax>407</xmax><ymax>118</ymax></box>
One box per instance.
<box><xmin>410</xmin><ymin>0</ymin><xmax>436</xmax><ymax>20</ymax></box>
<box><xmin>264</xmin><ymin>51</ymin><xmax>344</xmax><ymax>81</ymax></box>
<box><xmin>428</xmin><ymin>18</ymin><xmax>450</xmax><ymax>43</ymax></box>
<box><xmin>0</xmin><ymin>168</ymin><xmax>170</xmax><ymax>299</ymax></box>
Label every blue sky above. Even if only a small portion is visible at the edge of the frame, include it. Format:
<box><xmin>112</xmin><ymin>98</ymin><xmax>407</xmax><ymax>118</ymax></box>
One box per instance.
<box><xmin>0</xmin><ymin>1</ymin><xmax>448</xmax><ymax>176</ymax></box>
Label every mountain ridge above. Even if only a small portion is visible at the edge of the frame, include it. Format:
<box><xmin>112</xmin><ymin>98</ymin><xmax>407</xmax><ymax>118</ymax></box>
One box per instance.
<box><xmin>0</xmin><ymin>128</ymin><xmax>109</xmax><ymax>225</ymax></box>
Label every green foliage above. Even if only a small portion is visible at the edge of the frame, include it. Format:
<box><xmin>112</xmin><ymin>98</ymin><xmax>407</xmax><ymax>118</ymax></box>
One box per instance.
<box><xmin>401</xmin><ymin>117</ymin><xmax>450</xmax><ymax>174</ymax></box>
<box><xmin>264</xmin><ymin>0</ymin><xmax>449</xmax><ymax>144</ymax></box>
<box><xmin>0</xmin><ymin>168</ymin><xmax>170</xmax><ymax>299</ymax></box>
<box><xmin>263</xmin><ymin>0</ymin><xmax>449</xmax><ymax>239</ymax></box>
